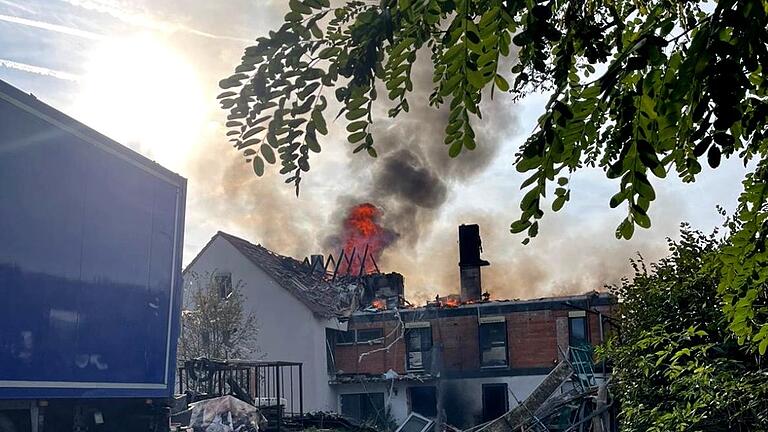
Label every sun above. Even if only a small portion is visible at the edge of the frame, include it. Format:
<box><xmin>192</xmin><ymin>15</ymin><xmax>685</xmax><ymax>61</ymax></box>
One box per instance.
<box><xmin>73</xmin><ymin>33</ymin><xmax>208</xmax><ymax>171</ymax></box>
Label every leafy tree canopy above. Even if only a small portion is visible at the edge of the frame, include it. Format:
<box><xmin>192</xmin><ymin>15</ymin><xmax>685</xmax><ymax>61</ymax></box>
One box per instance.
<box><xmin>219</xmin><ymin>0</ymin><xmax>768</xmax><ymax>353</ymax></box>
<box><xmin>601</xmin><ymin>225</ymin><xmax>768</xmax><ymax>431</ymax></box>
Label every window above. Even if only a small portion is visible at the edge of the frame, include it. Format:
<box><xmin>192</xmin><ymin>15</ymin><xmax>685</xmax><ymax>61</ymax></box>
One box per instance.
<box><xmin>482</xmin><ymin>384</ymin><xmax>509</xmax><ymax>422</ymax></box>
<box><xmin>214</xmin><ymin>272</ymin><xmax>232</xmax><ymax>298</ymax></box>
<box><xmin>569</xmin><ymin>315</ymin><xmax>589</xmax><ymax>348</ymax></box>
<box><xmin>405</xmin><ymin>325</ymin><xmax>432</xmax><ymax>371</ymax></box>
<box><xmin>340</xmin><ymin>393</ymin><xmax>385</xmax><ymax>424</ymax></box>
<box><xmin>326</xmin><ymin>329</ymin><xmax>337</xmax><ymax>374</ymax></box>
<box><xmin>409</xmin><ymin>386</ymin><xmax>437</xmax><ymax>418</ymax></box>
<box><xmin>357</xmin><ymin>328</ymin><xmax>384</xmax><ymax>344</ymax></box>
<box><xmin>479</xmin><ymin>319</ymin><xmax>508</xmax><ymax>367</ymax></box>
<box><xmin>395</xmin><ymin>413</ymin><xmax>434</xmax><ymax>432</ymax></box>
<box><xmin>336</xmin><ymin>328</ymin><xmax>384</xmax><ymax>345</ymax></box>
<box><xmin>337</xmin><ymin>330</ymin><xmax>356</xmax><ymax>345</ymax></box>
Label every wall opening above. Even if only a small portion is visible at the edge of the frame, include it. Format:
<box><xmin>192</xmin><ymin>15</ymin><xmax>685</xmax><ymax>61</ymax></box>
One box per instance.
<box><xmin>482</xmin><ymin>383</ymin><xmax>508</xmax><ymax>422</ymax></box>
<box><xmin>408</xmin><ymin>386</ymin><xmax>437</xmax><ymax>418</ymax></box>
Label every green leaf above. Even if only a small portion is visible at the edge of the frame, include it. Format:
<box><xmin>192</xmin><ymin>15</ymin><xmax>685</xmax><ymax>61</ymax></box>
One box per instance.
<box><xmin>312</xmin><ymin>109</ymin><xmax>328</xmax><ymax>135</ymax></box>
<box><xmin>552</xmin><ymin>195</ymin><xmax>566</xmax><ymax>211</ymax></box>
<box><xmin>610</xmin><ymin>190</ymin><xmax>628</xmax><ymax>208</ymax></box>
<box><xmin>348</xmin><ymin>132</ymin><xmax>367</xmax><ymax>143</ymax></box>
<box><xmin>510</xmin><ymin>219</ymin><xmax>531</xmax><ymax>234</ymax></box>
<box><xmin>289</xmin><ymin>0</ymin><xmax>312</xmax><ymax>14</ymax></box>
<box><xmin>252</xmin><ymin>156</ymin><xmax>265</xmax><ymax>176</ymax></box>
<box><xmin>616</xmin><ymin>218</ymin><xmax>634</xmax><ymax>239</ymax></box>
<box><xmin>346</xmin><ymin>121</ymin><xmax>368</xmax><ymax>132</ymax></box>
<box><xmin>494</xmin><ymin>75</ymin><xmax>510</xmax><ymax>92</ymax></box>
<box><xmin>448</xmin><ymin>140</ymin><xmax>462</xmax><ymax>158</ymax></box>
<box><xmin>346</xmin><ymin>108</ymin><xmax>367</xmax><ymax>120</ymax></box>
<box><xmin>261</xmin><ymin>144</ymin><xmax>276</xmax><ymax>164</ymax></box>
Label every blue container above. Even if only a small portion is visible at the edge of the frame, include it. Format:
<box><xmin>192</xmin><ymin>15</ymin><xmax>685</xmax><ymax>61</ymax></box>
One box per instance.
<box><xmin>0</xmin><ymin>80</ymin><xmax>186</xmax><ymax>400</ymax></box>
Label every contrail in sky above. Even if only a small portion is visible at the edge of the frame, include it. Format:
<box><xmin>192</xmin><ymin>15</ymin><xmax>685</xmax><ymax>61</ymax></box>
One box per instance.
<box><xmin>0</xmin><ymin>59</ymin><xmax>80</xmax><ymax>81</ymax></box>
<box><xmin>0</xmin><ymin>0</ymin><xmax>37</xmax><ymax>15</ymax></box>
<box><xmin>0</xmin><ymin>13</ymin><xmax>104</xmax><ymax>40</ymax></box>
<box><xmin>58</xmin><ymin>0</ymin><xmax>251</xmax><ymax>43</ymax></box>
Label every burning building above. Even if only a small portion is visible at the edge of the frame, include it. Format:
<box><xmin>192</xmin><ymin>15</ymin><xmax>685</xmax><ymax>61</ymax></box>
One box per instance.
<box><xmin>182</xmin><ymin>224</ymin><xmax>617</xmax><ymax>431</ymax></box>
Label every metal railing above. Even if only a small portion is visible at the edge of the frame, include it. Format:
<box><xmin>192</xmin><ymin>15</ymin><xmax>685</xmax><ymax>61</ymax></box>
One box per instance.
<box><xmin>178</xmin><ymin>358</ymin><xmax>303</xmax><ymax>431</ymax></box>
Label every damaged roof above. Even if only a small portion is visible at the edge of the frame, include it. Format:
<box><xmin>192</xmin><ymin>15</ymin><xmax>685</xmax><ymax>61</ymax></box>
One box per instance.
<box><xmin>187</xmin><ymin>231</ymin><xmax>358</xmax><ymax>318</ymax></box>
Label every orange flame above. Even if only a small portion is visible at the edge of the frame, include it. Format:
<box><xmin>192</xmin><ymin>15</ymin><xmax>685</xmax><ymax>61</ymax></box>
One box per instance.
<box><xmin>444</xmin><ymin>297</ymin><xmax>460</xmax><ymax>308</ymax></box>
<box><xmin>338</xmin><ymin>203</ymin><xmax>395</xmax><ymax>275</ymax></box>
<box><xmin>371</xmin><ymin>299</ymin><xmax>386</xmax><ymax>310</ymax></box>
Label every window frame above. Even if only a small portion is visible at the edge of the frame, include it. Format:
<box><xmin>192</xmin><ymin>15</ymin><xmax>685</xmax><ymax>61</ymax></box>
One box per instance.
<box><xmin>568</xmin><ymin>313</ymin><xmax>590</xmax><ymax>348</ymax></box>
<box><xmin>394</xmin><ymin>413</ymin><xmax>434</xmax><ymax>432</ymax></box>
<box><xmin>479</xmin><ymin>317</ymin><xmax>508</xmax><ymax>368</ymax></box>
<box><xmin>336</xmin><ymin>330</ymin><xmax>356</xmax><ymax>346</ymax></box>
<box><xmin>213</xmin><ymin>272</ymin><xmax>233</xmax><ymax>299</ymax></box>
<box><xmin>356</xmin><ymin>328</ymin><xmax>385</xmax><ymax>345</ymax></box>
<box><xmin>335</xmin><ymin>328</ymin><xmax>385</xmax><ymax>346</ymax></box>
<box><xmin>404</xmin><ymin>323</ymin><xmax>432</xmax><ymax>372</ymax></box>
<box><xmin>340</xmin><ymin>392</ymin><xmax>385</xmax><ymax>424</ymax></box>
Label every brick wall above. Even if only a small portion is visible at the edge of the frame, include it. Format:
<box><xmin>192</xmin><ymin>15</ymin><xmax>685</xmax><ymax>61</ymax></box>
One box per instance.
<box><xmin>332</xmin><ymin>301</ymin><xmax>616</xmax><ymax>376</ymax></box>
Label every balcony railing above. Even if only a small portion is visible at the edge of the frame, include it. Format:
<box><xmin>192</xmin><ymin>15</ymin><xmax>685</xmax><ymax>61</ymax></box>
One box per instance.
<box><xmin>178</xmin><ymin>358</ymin><xmax>303</xmax><ymax>431</ymax></box>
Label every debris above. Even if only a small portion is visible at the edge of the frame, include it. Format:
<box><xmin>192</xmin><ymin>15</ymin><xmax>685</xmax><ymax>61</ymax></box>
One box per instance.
<box><xmin>188</xmin><ymin>395</ymin><xmax>266</xmax><ymax>432</ymax></box>
<box><xmin>394</xmin><ymin>413</ymin><xmax>433</xmax><ymax>432</ymax></box>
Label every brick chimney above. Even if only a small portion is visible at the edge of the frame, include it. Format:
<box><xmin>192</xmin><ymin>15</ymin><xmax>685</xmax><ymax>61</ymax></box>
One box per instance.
<box><xmin>458</xmin><ymin>224</ymin><xmax>490</xmax><ymax>302</ymax></box>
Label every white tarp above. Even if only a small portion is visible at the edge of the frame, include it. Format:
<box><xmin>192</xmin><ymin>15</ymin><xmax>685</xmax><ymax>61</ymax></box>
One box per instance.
<box><xmin>189</xmin><ymin>395</ymin><xmax>266</xmax><ymax>432</ymax></box>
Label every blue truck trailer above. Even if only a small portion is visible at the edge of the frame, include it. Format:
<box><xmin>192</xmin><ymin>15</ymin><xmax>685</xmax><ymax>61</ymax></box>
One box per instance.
<box><xmin>0</xmin><ymin>79</ymin><xmax>186</xmax><ymax>432</ymax></box>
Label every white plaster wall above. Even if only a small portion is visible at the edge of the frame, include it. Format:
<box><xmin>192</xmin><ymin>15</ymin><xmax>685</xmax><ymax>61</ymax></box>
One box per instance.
<box><xmin>332</xmin><ymin>374</ymin><xmax>548</xmax><ymax>428</ymax></box>
<box><xmin>182</xmin><ymin>235</ymin><xmax>345</xmax><ymax>413</ymax></box>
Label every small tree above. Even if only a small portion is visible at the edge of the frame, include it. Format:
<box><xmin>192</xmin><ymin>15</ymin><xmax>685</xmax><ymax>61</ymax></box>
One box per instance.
<box><xmin>178</xmin><ymin>272</ymin><xmax>260</xmax><ymax>361</ymax></box>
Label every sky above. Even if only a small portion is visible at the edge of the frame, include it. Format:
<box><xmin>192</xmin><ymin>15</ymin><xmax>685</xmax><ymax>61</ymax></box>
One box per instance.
<box><xmin>0</xmin><ymin>0</ymin><xmax>749</xmax><ymax>303</ymax></box>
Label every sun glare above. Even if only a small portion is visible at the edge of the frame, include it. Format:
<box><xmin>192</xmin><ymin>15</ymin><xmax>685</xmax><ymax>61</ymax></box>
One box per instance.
<box><xmin>73</xmin><ymin>34</ymin><xmax>208</xmax><ymax>171</ymax></box>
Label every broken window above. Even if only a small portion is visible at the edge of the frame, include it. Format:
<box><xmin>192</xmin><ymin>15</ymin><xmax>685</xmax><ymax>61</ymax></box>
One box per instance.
<box><xmin>405</xmin><ymin>325</ymin><xmax>432</xmax><ymax>371</ymax></box>
<box><xmin>214</xmin><ymin>272</ymin><xmax>232</xmax><ymax>299</ymax></box>
<box><xmin>568</xmin><ymin>315</ymin><xmax>589</xmax><ymax>348</ymax></box>
<box><xmin>326</xmin><ymin>329</ymin><xmax>337</xmax><ymax>374</ymax></box>
<box><xmin>482</xmin><ymin>383</ymin><xmax>509</xmax><ymax>422</ymax></box>
<box><xmin>479</xmin><ymin>319</ymin><xmax>508</xmax><ymax>368</ymax></box>
<box><xmin>409</xmin><ymin>386</ymin><xmax>437</xmax><ymax>418</ymax></box>
<box><xmin>356</xmin><ymin>328</ymin><xmax>384</xmax><ymax>344</ymax></box>
<box><xmin>340</xmin><ymin>392</ymin><xmax>385</xmax><ymax>424</ymax></box>
<box><xmin>337</xmin><ymin>330</ymin><xmax>355</xmax><ymax>345</ymax></box>
<box><xmin>395</xmin><ymin>413</ymin><xmax>434</xmax><ymax>432</ymax></box>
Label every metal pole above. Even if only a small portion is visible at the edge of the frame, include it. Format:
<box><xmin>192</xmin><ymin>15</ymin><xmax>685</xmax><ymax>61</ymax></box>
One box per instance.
<box><xmin>276</xmin><ymin>365</ymin><xmax>281</xmax><ymax>432</ymax></box>
<box><xmin>299</xmin><ymin>364</ymin><xmax>304</xmax><ymax>418</ymax></box>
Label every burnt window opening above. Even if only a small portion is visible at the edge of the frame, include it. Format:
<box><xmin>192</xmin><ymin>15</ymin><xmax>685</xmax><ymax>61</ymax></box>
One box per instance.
<box><xmin>568</xmin><ymin>316</ymin><xmax>589</xmax><ymax>348</ymax></box>
<box><xmin>337</xmin><ymin>330</ymin><xmax>356</xmax><ymax>345</ymax></box>
<box><xmin>213</xmin><ymin>272</ymin><xmax>232</xmax><ymax>299</ymax></box>
<box><xmin>482</xmin><ymin>383</ymin><xmax>509</xmax><ymax>422</ymax></box>
<box><xmin>326</xmin><ymin>329</ymin><xmax>338</xmax><ymax>374</ymax></box>
<box><xmin>479</xmin><ymin>320</ymin><xmax>508</xmax><ymax>368</ymax></box>
<box><xmin>336</xmin><ymin>328</ymin><xmax>384</xmax><ymax>345</ymax></box>
<box><xmin>405</xmin><ymin>326</ymin><xmax>432</xmax><ymax>371</ymax></box>
<box><xmin>340</xmin><ymin>392</ymin><xmax>385</xmax><ymax>424</ymax></box>
<box><xmin>357</xmin><ymin>328</ymin><xmax>384</xmax><ymax>344</ymax></box>
<box><xmin>409</xmin><ymin>386</ymin><xmax>437</xmax><ymax>418</ymax></box>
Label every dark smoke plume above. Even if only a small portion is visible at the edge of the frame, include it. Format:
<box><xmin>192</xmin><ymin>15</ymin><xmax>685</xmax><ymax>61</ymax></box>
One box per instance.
<box><xmin>325</xmin><ymin>54</ymin><xmax>518</xmax><ymax>253</ymax></box>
